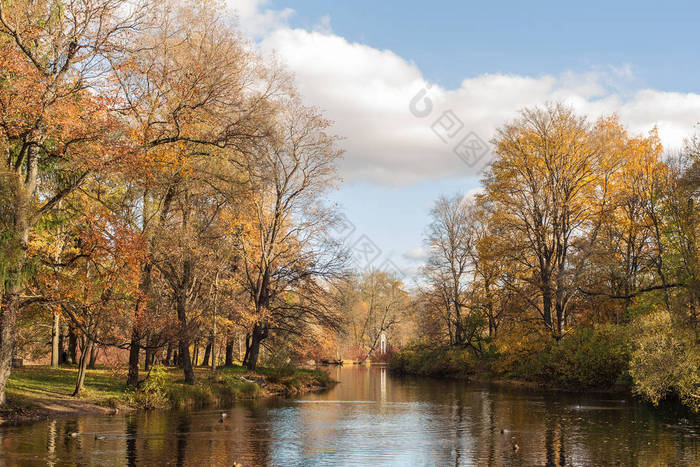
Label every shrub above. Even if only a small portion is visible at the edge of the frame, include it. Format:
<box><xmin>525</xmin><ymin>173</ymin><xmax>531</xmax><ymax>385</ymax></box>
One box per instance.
<box><xmin>166</xmin><ymin>384</ymin><xmax>218</xmax><ymax>409</ymax></box>
<box><xmin>262</xmin><ymin>365</ymin><xmax>296</xmax><ymax>384</ymax></box>
<box><xmin>490</xmin><ymin>322</ymin><xmax>550</xmax><ymax>376</ymax></box>
<box><xmin>629</xmin><ymin>311</ymin><xmax>700</xmax><ymax>412</ymax></box>
<box><xmin>127</xmin><ymin>365</ymin><xmax>169</xmax><ymax>410</ymax></box>
<box><xmin>504</xmin><ymin>325</ymin><xmax>630</xmax><ymax>390</ymax></box>
<box><xmin>239</xmin><ymin>381</ymin><xmax>261</xmax><ymax>396</ymax></box>
<box><xmin>218</xmin><ymin>375</ymin><xmax>262</xmax><ymax>399</ymax></box>
<box><xmin>310</xmin><ymin>369</ymin><xmax>332</xmax><ymax>387</ymax></box>
<box><xmin>389</xmin><ymin>343</ymin><xmax>475</xmax><ymax>377</ymax></box>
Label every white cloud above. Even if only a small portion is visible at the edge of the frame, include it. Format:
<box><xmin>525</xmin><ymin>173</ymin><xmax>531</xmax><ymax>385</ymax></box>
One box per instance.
<box><xmin>403</xmin><ymin>246</ymin><xmax>428</xmax><ymax>262</ymax></box>
<box><xmin>226</xmin><ymin>0</ymin><xmax>293</xmax><ymax>39</ymax></box>
<box><xmin>233</xmin><ymin>2</ymin><xmax>700</xmax><ymax>186</ymax></box>
<box><xmin>460</xmin><ymin>187</ymin><xmax>484</xmax><ymax>206</ymax></box>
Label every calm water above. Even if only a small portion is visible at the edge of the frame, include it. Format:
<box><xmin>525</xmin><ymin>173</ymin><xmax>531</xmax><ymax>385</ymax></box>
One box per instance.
<box><xmin>1</xmin><ymin>365</ymin><xmax>699</xmax><ymax>466</ymax></box>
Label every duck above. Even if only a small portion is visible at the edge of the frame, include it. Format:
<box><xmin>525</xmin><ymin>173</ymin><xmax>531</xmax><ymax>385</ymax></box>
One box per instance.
<box><xmin>69</xmin><ymin>432</ymin><xmax>79</xmax><ymax>438</ymax></box>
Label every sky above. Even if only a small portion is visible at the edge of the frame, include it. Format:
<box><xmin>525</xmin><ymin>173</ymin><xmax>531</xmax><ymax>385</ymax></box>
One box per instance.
<box><xmin>228</xmin><ymin>0</ymin><xmax>700</xmax><ymax>283</ymax></box>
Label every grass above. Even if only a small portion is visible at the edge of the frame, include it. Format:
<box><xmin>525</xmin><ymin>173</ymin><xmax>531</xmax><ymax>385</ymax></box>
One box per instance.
<box><xmin>6</xmin><ymin>366</ymin><xmax>126</xmax><ymax>409</ymax></box>
<box><xmin>3</xmin><ymin>364</ymin><xmax>335</xmax><ymax>416</ymax></box>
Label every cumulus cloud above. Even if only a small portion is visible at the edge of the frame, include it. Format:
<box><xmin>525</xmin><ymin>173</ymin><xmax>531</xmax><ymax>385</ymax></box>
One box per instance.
<box><xmin>231</xmin><ymin>1</ymin><xmax>700</xmax><ymax>186</ymax></box>
<box><xmin>225</xmin><ymin>0</ymin><xmax>293</xmax><ymax>39</ymax></box>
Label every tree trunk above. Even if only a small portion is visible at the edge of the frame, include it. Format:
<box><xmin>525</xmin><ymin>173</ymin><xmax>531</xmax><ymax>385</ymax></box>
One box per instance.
<box><xmin>201</xmin><ymin>342</ymin><xmax>211</xmax><ymax>367</ymax></box>
<box><xmin>242</xmin><ymin>333</ymin><xmax>251</xmax><ymax>367</ymax></box>
<box><xmin>128</xmin><ymin>258</ymin><xmax>152</xmax><ymax>386</ymax></box>
<box><xmin>211</xmin><ymin>271</ymin><xmax>218</xmax><ymax>377</ymax></box>
<box><xmin>542</xmin><ymin>279</ymin><xmax>553</xmax><ymax>334</ymax></box>
<box><xmin>73</xmin><ymin>338</ymin><xmax>92</xmax><ymax>396</ymax></box>
<box><xmin>246</xmin><ymin>336</ymin><xmax>261</xmax><ymax>372</ymax></box>
<box><xmin>88</xmin><ymin>344</ymin><xmax>99</xmax><ymax>369</ymax></box>
<box><xmin>165</xmin><ymin>343</ymin><xmax>173</xmax><ymax>365</ymax></box>
<box><xmin>127</xmin><ymin>328</ymin><xmax>140</xmax><ymax>387</ymax></box>
<box><xmin>51</xmin><ymin>312</ymin><xmax>60</xmax><ymax>368</ymax></box>
<box><xmin>144</xmin><ymin>347</ymin><xmax>152</xmax><ymax>371</ymax></box>
<box><xmin>67</xmin><ymin>327</ymin><xmax>77</xmax><ymax>364</ymax></box>
<box><xmin>245</xmin><ymin>323</ymin><xmax>268</xmax><ymax>371</ymax></box>
<box><xmin>192</xmin><ymin>342</ymin><xmax>200</xmax><ymax>367</ymax></box>
<box><xmin>176</xmin><ymin>293</ymin><xmax>195</xmax><ymax>384</ymax></box>
<box><xmin>0</xmin><ymin>292</ymin><xmax>18</xmax><ymax>405</ymax></box>
<box><xmin>58</xmin><ymin>328</ymin><xmax>66</xmax><ymax>364</ymax></box>
<box><xmin>149</xmin><ymin>349</ymin><xmax>157</xmax><ymax>369</ymax></box>
<box><xmin>0</xmin><ymin>174</ymin><xmax>33</xmax><ymax>405</ymax></box>
<box><xmin>225</xmin><ymin>338</ymin><xmax>234</xmax><ymax>367</ymax></box>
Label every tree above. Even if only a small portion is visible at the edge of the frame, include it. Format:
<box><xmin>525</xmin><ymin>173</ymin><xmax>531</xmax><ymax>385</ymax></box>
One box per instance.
<box><xmin>341</xmin><ymin>270</ymin><xmax>408</xmax><ymax>361</ymax></box>
<box><xmin>31</xmin><ymin>186</ymin><xmax>144</xmax><ymax>395</ymax></box>
<box><xmin>0</xmin><ymin>0</ymin><xmax>146</xmax><ymax>404</ymax></box>
<box><xmin>484</xmin><ymin>104</ymin><xmax>617</xmax><ymax>338</ymax></box>
<box><xmin>104</xmin><ymin>0</ymin><xmax>279</xmax><ymax>386</ymax></box>
<box><xmin>234</xmin><ymin>99</ymin><xmax>345</xmax><ymax>370</ymax></box>
<box><xmin>423</xmin><ymin>193</ymin><xmax>474</xmax><ymax>346</ymax></box>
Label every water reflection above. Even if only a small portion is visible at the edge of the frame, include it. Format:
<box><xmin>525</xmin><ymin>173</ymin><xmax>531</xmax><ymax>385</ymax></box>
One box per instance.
<box><xmin>0</xmin><ymin>365</ymin><xmax>699</xmax><ymax>465</ymax></box>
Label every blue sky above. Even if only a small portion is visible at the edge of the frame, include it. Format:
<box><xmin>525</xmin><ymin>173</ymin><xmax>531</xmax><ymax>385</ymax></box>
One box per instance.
<box><xmin>233</xmin><ymin>0</ymin><xmax>700</xmax><ymax>283</ymax></box>
<box><xmin>267</xmin><ymin>0</ymin><xmax>700</xmax><ymax>92</ymax></box>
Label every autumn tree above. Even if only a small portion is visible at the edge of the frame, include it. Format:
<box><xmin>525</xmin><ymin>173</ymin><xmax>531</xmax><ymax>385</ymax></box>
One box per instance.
<box><xmin>234</xmin><ymin>99</ymin><xmax>345</xmax><ymax>371</ymax></box>
<box><xmin>466</xmin><ymin>198</ymin><xmax>510</xmax><ymax>338</ymax></box>
<box><xmin>0</xmin><ymin>0</ymin><xmax>147</xmax><ymax>404</ymax></box>
<box><xmin>104</xmin><ymin>0</ymin><xmax>280</xmax><ymax>385</ymax></box>
<box><xmin>33</xmin><ymin>189</ymin><xmax>144</xmax><ymax>395</ymax></box>
<box><xmin>423</xmin><ymin>193</ymin><xmax>474</xmax><ymax>346</ymax></box>
<box><xmin>342</xmin><ymin>270</ymin><xmax>409</xmax><ymax>361</ymax></box>
<box><xmin>484</xmin><ymin>104</ymin><xmax>619</xmax><ymax>338</ymax></box>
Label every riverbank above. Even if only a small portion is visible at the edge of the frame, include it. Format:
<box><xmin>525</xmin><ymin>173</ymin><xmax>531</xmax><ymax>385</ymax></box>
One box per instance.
<box><xmin>0</xmin><ymin>365</ymin><xmax>335</xmax><ymax>426</ymax></box>
<box><xmin>388</xmin><ymin>327</ymin><xmax>633</xmax><ymax>394</ymax></box>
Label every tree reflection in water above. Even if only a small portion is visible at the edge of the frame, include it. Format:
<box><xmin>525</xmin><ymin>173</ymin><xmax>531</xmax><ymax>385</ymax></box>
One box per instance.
<box><xmin>0</xmin><ymin>366</ymin><xmax>698</xmax><ymax>465</ymax></box>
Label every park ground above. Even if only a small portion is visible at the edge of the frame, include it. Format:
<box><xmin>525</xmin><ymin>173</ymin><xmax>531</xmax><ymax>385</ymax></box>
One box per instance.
<box><xmin>0</xmin><ymin>364</ymin><xmax>334</xmax><ymax>426</ymax></box>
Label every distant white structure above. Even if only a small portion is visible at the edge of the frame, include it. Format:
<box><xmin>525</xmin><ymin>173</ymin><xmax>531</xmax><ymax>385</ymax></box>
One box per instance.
<box><xmin>380</xmin><ymin>365</ymin><xmax>387</xmax><ymax>403</ymax></box>
<box><xmin>380</xmin><ymin>332</ymin><xmax>387</xmax><ymax>354</ymax></box>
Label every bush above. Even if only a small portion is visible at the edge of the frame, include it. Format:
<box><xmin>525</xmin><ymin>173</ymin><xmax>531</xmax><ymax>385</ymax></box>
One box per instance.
<box><xmin>504</xmin><ymin>325</ymin><xmax>630</xmax><ymax>390</ymax></box>
<box><xmin>216</xmin><ymin>376</ymin><xmax>262</xmax><ymax>400</ymax></box>
<box><xmin>238</xmin><ymin>380</ymin><xmax>261</xmax><ymax>396</ymax></box>
<box><xmin>127</xmin><ymin>365</ymin><xmax>169</xmax><ymax>410</ymax></box>
<box><xmin>262</xmin><ymin>365</ymin><xmax>296</xmax><ymax>384</ymax></box>
<box><xmin>391</xmin><ymin>327</ymin><xmax>630</xmax><ymax>389</ymax></box>
<box><xmin>489</xmin><ymin>322</ymin><xmax>550</xmax><ymax>376</ymax></box>
<box><xmin>629</xmin><ymin>311</ymin><xmax>700</xmax><ymax>412</ymax></box>
<box><xmin>389</xmin><ymin>343</ymin><xmax>475</xmax><ymax>377</ymax></box>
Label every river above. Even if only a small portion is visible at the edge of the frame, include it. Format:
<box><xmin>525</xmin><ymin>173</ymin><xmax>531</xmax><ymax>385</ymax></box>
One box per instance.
<box><xmin>0</xmin><ymin>365</ymin><xmax>699</xmax><ymax>466</ymax></box>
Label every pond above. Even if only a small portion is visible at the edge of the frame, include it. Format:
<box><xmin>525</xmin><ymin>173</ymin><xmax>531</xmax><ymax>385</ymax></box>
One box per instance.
<box><xmin>1</xmin><ymin>365</ymin><xmax>699</xmax><ymax>466</ymax></box>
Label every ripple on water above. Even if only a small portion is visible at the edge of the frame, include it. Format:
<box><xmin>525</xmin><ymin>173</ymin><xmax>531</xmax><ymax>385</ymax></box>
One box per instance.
<box><xmin>0</xmin><ymin>366</ymin><xmax>699</xmax><ymax>466</ymax></box>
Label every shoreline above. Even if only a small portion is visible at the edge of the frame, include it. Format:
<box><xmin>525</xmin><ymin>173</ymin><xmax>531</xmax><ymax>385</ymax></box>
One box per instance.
<box><xmin>0</xmin><ymin>398</ymin><xmax>129</xmax><ymax>427</ymax></box>
<box><xmin>0</xmin><ymin>365</ymin><xmax>335</xmax><ymax>427</ymax></box>
<box><xmin>391</xmin><ymin>368</ymin><xmax>630</xmax><ymax>394</ymax></box>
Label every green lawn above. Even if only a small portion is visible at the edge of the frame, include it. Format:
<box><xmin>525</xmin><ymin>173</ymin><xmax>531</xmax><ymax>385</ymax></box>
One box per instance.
<box><xmin>6</xmin><ymin>366</ymin><xmax>126</xmax><ymax>406</ymax></box>
<box><xmin>4</xmin><ymin>364</ymin><xmax>333</xmax><ymax>411</ymax></box>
